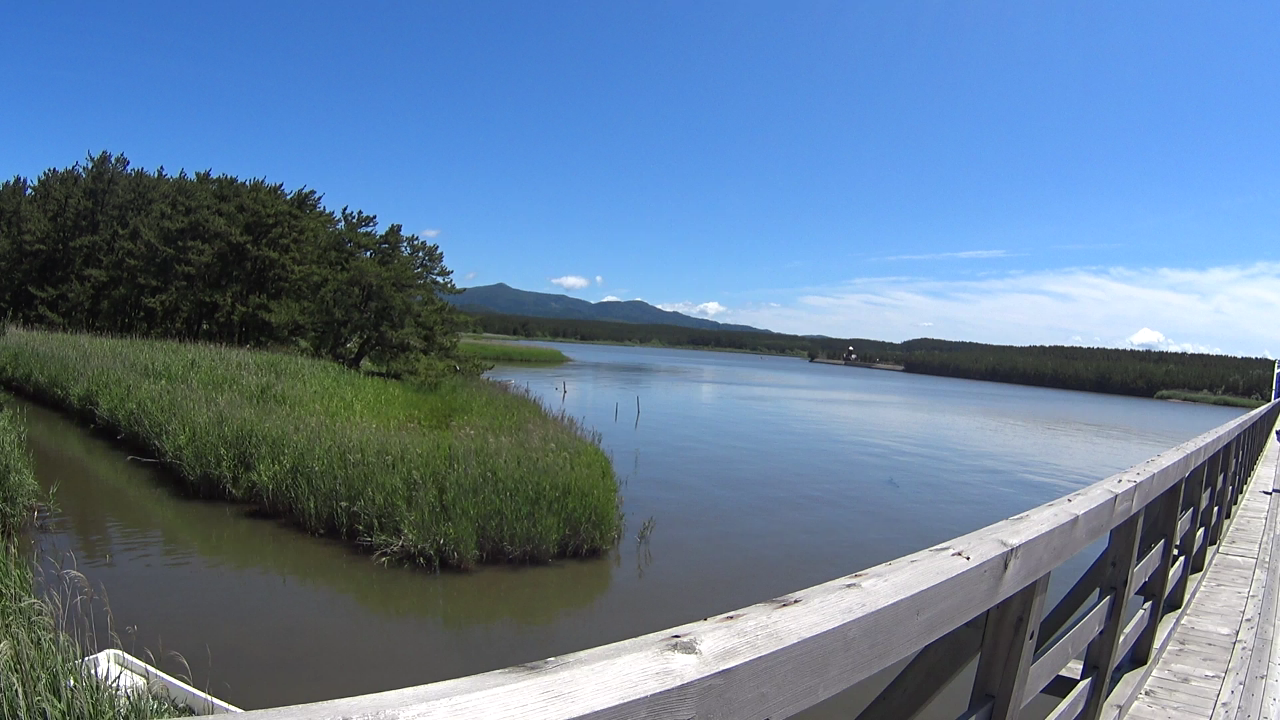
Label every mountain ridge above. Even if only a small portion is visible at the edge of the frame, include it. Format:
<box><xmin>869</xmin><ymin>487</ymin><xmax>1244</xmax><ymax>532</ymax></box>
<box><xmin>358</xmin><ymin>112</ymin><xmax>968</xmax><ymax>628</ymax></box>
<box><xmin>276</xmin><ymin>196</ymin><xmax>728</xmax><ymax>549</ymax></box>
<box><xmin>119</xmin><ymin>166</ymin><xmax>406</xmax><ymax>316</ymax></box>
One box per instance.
<box><xmin>448</xmin><ymin>283</ymin><xmax>769</xmax><ymax>333</ymax></box>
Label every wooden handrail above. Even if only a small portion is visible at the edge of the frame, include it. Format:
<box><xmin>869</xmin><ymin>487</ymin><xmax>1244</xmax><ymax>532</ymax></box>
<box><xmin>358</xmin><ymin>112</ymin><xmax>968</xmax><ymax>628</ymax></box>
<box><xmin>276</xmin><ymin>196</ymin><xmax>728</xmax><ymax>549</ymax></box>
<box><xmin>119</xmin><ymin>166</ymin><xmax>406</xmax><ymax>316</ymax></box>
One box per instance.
<box><xmin>237</xmin><ymin>401</ymin><xmax>1280</xmax><ymax>720</ymax></box>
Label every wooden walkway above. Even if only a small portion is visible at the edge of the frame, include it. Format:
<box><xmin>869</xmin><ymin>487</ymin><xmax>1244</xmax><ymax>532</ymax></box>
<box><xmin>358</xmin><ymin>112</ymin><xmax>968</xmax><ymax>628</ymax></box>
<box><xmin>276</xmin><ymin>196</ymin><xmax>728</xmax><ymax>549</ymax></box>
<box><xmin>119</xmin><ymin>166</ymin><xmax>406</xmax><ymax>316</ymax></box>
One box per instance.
<box><xmin>1127</xmin><ymin>427</ymin><xmax>1280</xmax><ymax>720</ymax></box>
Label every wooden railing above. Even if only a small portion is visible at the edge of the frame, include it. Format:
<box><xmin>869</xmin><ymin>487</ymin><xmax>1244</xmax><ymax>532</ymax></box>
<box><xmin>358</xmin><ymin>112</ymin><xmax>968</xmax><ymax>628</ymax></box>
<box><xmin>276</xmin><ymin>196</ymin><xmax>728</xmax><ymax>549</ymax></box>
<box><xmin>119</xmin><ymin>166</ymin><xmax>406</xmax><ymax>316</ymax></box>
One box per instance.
<box><xmin>240</xmin><ymin>401</ymin><xmax>1280</xmax><ymax>720</ymax></box>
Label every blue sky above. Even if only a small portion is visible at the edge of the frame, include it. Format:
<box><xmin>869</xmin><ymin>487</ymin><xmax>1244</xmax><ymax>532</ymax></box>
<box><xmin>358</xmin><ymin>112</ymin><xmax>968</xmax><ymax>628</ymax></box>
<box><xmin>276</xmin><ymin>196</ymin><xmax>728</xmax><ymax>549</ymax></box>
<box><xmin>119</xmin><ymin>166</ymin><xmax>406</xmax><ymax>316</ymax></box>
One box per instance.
<box><xmin>3</xmin><ymin>2</ymin><xmax>1278</xmax><ymax>356</ymax></box>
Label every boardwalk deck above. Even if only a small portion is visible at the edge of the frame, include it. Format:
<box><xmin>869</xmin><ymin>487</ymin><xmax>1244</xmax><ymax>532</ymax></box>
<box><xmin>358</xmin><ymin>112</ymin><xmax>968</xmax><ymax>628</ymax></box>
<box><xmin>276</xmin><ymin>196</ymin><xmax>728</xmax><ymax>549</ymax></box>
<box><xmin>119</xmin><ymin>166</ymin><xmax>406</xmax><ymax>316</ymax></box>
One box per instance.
<box><xmin>1126</xmin><ymin>427</ymin><xmax>1280</xmax><ymax>720</ymax></box>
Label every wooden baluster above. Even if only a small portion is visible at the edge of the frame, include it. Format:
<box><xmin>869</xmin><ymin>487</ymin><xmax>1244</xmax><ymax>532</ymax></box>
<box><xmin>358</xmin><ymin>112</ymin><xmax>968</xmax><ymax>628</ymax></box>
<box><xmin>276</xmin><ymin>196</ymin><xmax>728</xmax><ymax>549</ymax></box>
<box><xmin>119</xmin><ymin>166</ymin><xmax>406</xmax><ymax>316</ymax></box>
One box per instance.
<box><xmin>969</xmin><ymin>574</ymin><xmax>1051</xmax><ymax>720</ymax></box>
<box><xmin>1187</xmin><ymin>450</ymin><xmax>1218</xmax><ymax>568</ymax></box>
<box><xmin>1079</xmin><ymin>511</ymin><xmax>1144</xmax><ymax>720</ymax></box>
<box><xmin>1131</xmin><ymin>481</ymin><xmax>1183</xmax><ymax>666</ymax></box>
<box><xmin>1209</xmin><ymin>440</ymin><xmax>1235</xmax><ymax>545</ymax></box>
<box><xmin>1169</xmin><ymin>462</ymin><xmax>1206</xmax><ymax>608</ymax></box>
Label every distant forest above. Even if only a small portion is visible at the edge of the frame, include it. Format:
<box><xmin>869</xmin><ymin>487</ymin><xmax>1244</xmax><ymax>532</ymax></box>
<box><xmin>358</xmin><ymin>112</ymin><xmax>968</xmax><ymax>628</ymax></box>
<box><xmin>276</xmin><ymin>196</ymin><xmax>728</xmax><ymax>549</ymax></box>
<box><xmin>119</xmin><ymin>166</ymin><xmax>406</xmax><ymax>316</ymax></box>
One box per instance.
<box><xmin>0</xmin><ymin>153</ymin><xmax>462</xmax><ymax>374</ymax></box>
<box><xmin>468</xmin><ymin>312</ymin><xmax>1275</xmax><ymax>400</ymax></box>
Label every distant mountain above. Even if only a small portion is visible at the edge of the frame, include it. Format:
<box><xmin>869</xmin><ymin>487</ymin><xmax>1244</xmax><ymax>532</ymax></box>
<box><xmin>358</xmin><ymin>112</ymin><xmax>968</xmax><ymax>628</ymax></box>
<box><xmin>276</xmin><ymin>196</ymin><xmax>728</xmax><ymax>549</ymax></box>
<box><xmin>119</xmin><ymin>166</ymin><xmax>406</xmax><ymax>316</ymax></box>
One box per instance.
<box><xmin>448</xmin><ymin>283</ymin><xmax>769</xmax><ymax>333</ymax></box>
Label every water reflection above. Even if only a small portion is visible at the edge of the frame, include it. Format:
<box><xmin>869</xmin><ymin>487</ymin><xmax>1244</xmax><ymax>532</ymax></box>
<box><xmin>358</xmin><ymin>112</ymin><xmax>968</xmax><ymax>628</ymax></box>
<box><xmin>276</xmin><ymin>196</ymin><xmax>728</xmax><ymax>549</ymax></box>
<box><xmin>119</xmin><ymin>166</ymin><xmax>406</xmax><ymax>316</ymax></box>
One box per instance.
<box><xmin>3</xmin><ymin>343</ymin><xmax>1247</xmax><ymax>711</ymax></box>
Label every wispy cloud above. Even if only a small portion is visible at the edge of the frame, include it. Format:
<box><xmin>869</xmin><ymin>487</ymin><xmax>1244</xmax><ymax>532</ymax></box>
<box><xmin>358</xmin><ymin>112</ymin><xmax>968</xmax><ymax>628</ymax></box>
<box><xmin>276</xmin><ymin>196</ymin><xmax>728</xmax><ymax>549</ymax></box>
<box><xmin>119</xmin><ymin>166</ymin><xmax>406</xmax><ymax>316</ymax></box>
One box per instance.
<box><xmin>550</xmin><ymin>275</ymin><xmax>591</xmax><ymax>291</ymax></box>
<box><xmin>658</xmin><ymin>301</ymin><xmax>729</xmax><ymax>318</ymax></box>
<box><xmin>883</xmin><ymin>249</ymin><xmax>1011</xmax><ymax>261</ymax></box>
<box><xmin>727</xmin><ymin>262</ymin><xmax>1280</xmax><ymax>357</ymax></box>
<box><xmin>600</xmin><ymin>295</ymin><xmax>621</xmax><ymax>302</ymax></box>
<box><xmin>463</xmin><ymin>271</ymin><xmax>477</xmax><ymax>281</ymax></box>
<box><xmin>596</xmin><ymin>275</ymin><xmax>604</xmax><ymax>285</ymax></box>
<box><xmin>419</xmin><ymin>228</ymin><xmax>441</xmax><ymax>239</ymax></box>
<box><xmin>1052</xmin><ymin>243</ymin><xmax>1123</xmax><ymax>251</ymax></box>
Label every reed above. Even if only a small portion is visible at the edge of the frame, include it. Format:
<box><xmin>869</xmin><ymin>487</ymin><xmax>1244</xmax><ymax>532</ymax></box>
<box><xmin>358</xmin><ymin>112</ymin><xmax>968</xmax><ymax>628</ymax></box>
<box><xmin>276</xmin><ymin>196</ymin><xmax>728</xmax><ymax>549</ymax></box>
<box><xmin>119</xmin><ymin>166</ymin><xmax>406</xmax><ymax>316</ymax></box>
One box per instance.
<box><xmin>0</xmin><ymin>405</ymin><xmax>37</xmax><ymax>537</ymax></box>
<box><xmin>1153</xmin><ymin>389</ymin><xmax>1266</xmax><ymax>408</ymax></box>
<box><xmin>457</xmin><ymin>339</ymin><xmax>569</xmax><ymax>364</ymax></box>
<box><xmin>0</xmin><ymin>328</ymin><xmax>622</xmax><ymax>568</ymax></box>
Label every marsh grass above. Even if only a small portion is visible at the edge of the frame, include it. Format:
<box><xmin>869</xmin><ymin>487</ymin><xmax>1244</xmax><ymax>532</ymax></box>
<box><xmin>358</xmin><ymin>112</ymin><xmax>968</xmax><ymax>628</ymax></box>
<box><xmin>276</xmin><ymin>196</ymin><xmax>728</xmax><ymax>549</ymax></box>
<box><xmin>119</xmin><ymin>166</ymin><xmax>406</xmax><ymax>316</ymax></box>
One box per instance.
<box><xmin>0</xmin><ymin>328</ymin><xmax>621</xmax><ymax>568</ymax></box>
<box><xmin>0</xmin><ymin>406</ymin><xmax>37</xmax><ymax>536</ymax></box>
<box><xmin>1154</xmin><ymin>390</ymin><xmax>1265</xmax><ymax>408</ymax></box>
<box><xmin>458</xmin><ymin>339</ymin><xmax>569</xmax><ymax>364</ymax></box>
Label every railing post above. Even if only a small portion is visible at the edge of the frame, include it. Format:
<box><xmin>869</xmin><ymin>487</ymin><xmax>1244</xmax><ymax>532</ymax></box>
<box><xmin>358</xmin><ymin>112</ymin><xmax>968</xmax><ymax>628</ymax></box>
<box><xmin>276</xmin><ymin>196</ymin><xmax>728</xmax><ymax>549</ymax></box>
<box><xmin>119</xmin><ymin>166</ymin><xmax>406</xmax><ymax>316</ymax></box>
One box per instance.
<box><xmin>1131</xmin><ymin>482</ymin><xmax>1183</xmax><ymax>667</ymax></box>
<box><xmin>1209</xmin><ymin>439</ymin><xmax>1236</xmax><ymax>543</ymax></box>
<box><xmin>1203</xmin><ymin>445</ymin><xmax>1223</xmax><ymax>545</ymax></box>
<box><xmin>1192</xmin><ymin>449</ymin><xmax>1222</xmax><ymax>572</ymax></box>
<box><xmin>1169</xmin><ymin>462</ymin><xmax>1206</xmax><ymax>608</ymax></box>
<box><xmin>1080</xmin><ymin>510</ymin><xmax>1144</xmax><ymax>720</ymax></box>
<box><xmin>969</xmin><ymin>574</ymin><xmax>1050</xmax><ymax>720</ymax></box>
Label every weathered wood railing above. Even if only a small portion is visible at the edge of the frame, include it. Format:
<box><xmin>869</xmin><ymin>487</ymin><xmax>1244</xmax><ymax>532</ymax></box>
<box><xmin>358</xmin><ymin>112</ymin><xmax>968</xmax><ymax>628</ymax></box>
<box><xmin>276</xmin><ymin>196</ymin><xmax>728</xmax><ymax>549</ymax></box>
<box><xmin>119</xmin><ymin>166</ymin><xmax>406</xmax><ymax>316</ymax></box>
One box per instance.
<box><xmin>241</xmin><ymin>401</ymin><xmax>1280</xmax><ymax>720</ymax></box>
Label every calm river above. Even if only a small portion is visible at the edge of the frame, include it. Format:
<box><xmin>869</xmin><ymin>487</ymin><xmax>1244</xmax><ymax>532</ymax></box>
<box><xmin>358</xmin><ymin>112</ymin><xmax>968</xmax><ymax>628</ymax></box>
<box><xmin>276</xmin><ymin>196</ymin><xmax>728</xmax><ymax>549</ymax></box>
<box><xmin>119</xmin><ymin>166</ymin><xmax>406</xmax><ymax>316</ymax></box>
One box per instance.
<box><xmin>11</xmin><ymin>343</ymin><xmax>1246</xmax><ymax>716</ymax></box>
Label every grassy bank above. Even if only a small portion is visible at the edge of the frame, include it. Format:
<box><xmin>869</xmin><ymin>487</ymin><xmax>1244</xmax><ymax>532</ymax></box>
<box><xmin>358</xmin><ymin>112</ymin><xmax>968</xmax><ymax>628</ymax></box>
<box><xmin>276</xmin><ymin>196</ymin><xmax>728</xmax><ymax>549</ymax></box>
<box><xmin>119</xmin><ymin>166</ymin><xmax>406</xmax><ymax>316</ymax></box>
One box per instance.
<box><xmin>1153</xmin><ymin>390</ymin><xmax>1267</xmax><ymax>408</ymax></box>
<box><xmin>0</xmin><ymin>406</ymin><xmax>37</xmax><ymax>536</ymax></box>
<box><xmin>0</xmin><ymin>404</ymin><xmax>184</xmax><ymax>718</ymax></box>
<box><xmin>0</xmin><ymin>328</ymin><xmax>621</xmax><ymax>568</ymax></box>
<box><xmin>458</xmin><ymin>338</ymin><xmax>569</xmax><ymax>364</ymax></box>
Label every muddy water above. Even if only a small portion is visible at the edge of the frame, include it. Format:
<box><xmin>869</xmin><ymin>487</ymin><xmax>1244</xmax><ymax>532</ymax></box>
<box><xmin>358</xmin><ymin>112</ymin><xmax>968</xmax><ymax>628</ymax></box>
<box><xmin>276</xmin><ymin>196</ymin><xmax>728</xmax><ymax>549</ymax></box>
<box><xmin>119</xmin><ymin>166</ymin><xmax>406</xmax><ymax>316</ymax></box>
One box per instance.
<box><xmin>12</xmin><ymin>343</ymin><xmax>1246</xmax><ymax>715</ymax></box>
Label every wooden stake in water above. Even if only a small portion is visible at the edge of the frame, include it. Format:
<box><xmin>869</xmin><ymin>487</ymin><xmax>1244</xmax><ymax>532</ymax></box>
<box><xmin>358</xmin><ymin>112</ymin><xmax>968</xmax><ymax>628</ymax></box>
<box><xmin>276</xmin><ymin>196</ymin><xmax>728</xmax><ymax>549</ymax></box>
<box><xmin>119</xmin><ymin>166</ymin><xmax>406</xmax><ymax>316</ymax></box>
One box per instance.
<box><xmin>615</xmin><ymin>402</ymin><xmax>618</xmax><ymax>422</ymax></box>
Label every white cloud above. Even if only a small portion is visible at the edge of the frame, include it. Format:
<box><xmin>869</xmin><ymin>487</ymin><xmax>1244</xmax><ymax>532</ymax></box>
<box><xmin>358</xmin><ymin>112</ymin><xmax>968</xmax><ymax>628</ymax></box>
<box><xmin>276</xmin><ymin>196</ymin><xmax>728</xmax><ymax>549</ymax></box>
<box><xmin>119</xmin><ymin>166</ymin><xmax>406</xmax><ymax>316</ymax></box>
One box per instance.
<box><xmin>600</xmin><ymin>295</ymin><xmax>621</xmax><ymax>302</ymax></box>
<box><xmin>917</xmin><ymin>322</ymin><xmax>934</xmax><ymax>327</ymax></box>
<box><xmin>464</xmin><ymin>271</ymin><xmax>477</xmax><ymax>281</ymax></box>
<box><xmin>596</xmin><ymin>275</ymin><xmax>604</xmax><ymax>285</ymax></box>
<box><xmin>883</xmin><ymin>250</ymin><xmax>1011</xmax><ymax>261</ymax></box>
<box><xmin>419</xmin><ymin>229</ymin><xmax>441</xmax><ymax>238</ymax></box>
<box><xmin>1126</xmin><ymin>328</ymin><xmax>1220</xmax><ymax>354</ymax></box>
<box><xmin>658</xmin><ymin>301</ymin><xmax>729</xmax><ymax>318</ymax></box>
<box><xmin>726</xmin><ymin>262</ymin><xmax>1280</xmax><ymax>357</ymax></box>
<box><xmin>550</xmin><ymin>275</ymin><xmax>591</xmax><ymax>291</ymax></box>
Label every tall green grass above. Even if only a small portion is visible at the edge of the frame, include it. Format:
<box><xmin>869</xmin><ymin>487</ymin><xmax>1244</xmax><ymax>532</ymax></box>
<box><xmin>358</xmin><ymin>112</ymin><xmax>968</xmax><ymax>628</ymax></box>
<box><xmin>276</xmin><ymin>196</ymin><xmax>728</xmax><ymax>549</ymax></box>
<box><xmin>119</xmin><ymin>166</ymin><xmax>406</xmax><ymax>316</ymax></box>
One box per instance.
<box><xmin>458</xmin><ymin>339</ymin><xmax>569</xmax><ymax>364</ymax></box>
<box><xmin>0</xmin><ymin>406</ymin><xmax>37</xmax><ymax>537</ymax></box>
<box><xmin>0</xmin><ymin>328</ymin><xmax>621</xmax><ymax>568</ymax></box>
<box><xmin>1154</xmin><ymin>390</ymin><xmax>1266</xmax><ymax>408</ymax></box>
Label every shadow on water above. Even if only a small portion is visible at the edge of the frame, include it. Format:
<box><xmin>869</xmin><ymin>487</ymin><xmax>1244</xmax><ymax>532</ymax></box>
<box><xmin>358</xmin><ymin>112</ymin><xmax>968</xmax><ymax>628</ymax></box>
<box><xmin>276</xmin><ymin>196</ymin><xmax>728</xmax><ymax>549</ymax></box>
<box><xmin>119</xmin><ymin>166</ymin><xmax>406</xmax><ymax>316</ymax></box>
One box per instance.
<box><xmin>10</xmin><ymin>396</ymin><xmax>615</xmax><ymax>708</ymax></box>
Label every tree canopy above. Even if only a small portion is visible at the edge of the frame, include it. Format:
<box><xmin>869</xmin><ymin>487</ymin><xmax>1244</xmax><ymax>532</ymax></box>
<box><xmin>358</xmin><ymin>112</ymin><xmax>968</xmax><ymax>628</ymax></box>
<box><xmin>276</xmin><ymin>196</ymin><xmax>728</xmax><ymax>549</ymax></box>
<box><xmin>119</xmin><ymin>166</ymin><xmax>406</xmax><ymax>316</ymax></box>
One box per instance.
<box><xmin>0</xmin><ymin>152</ymin><xmax>462</xmax><ymax>372</ymax></box>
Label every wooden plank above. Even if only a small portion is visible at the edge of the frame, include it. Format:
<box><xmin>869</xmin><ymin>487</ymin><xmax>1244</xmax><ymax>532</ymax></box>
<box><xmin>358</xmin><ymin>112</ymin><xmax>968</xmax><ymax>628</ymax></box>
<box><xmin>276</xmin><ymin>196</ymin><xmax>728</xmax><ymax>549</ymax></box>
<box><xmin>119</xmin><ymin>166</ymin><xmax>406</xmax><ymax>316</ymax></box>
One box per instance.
<box><xmin>1027</xmin><ymin>596</ymin><xmax>1112</xmax><ymax>705</ymax></box>
<box><xmin>971</xmin><ymin>575</ymin><xmax>1049</xmax><ymax>720</ymax></box>
<box><xmin>1045</xmin><ymin>674</ymin><xmax>1093</xmax><ymax>720</ymax></box>
<box><xmin>1143</xmin><ymin>675</ymin><xmax>1218</xmax><ymax>701</ymax></box>
<box><xmin>1116</xmin><ymin>601</ymin><xmax>1155</xmax><ymax>669</ymax></box>
<box><xmin>1137</xmin><ymin>682</ymin><xmax>1217</xmax><ymax>711</ymax></box>
<box><xmin>1135</xmin><ymin>540</ymin><xmax>1167</xmax><ymax>593</ymax></box>
<box><xmin>1040</xmin><ymin>551</ymin><xmax>1107</xmax><ymax>651</ymax></box>
<box><xmin>227</xmin><ymin>405</ymin><xmax>1279</xmax><ymax>720</ymax></box>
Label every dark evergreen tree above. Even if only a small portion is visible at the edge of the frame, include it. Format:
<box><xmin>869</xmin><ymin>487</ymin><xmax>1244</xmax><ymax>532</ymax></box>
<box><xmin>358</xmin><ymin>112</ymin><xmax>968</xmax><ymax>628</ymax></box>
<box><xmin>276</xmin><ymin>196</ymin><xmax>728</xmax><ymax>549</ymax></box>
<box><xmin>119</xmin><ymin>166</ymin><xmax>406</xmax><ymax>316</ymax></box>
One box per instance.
<box><xmin>0</xmin><ymin>153</ymin><xmax>464</xmax><ymax>374</ymax></box>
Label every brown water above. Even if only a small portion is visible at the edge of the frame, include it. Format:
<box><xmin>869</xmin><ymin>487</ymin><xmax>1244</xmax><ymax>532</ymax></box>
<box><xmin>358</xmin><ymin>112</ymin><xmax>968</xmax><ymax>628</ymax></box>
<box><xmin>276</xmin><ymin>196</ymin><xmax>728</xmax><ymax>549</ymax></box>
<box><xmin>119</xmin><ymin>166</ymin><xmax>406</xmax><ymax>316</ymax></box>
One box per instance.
<box><xmin>11</xmin><ymin>343</ymin><xmax>1248</xmax><ymax>715</ymax></box>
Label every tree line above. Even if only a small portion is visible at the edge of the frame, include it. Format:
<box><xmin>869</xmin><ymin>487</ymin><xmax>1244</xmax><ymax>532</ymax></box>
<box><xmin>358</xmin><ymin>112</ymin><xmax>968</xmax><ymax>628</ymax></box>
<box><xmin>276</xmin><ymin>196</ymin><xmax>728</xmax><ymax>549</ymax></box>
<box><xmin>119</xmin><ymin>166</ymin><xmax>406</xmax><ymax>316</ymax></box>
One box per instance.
<box><xmin>0</xmin><ymin>153</ymin><xmax>464</xmax><ymax>374</ymax></box>
<box><xmin>468</xmin><ymin>312</ymin><xmax>1275</xmax><ymax>400</ymax></box>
